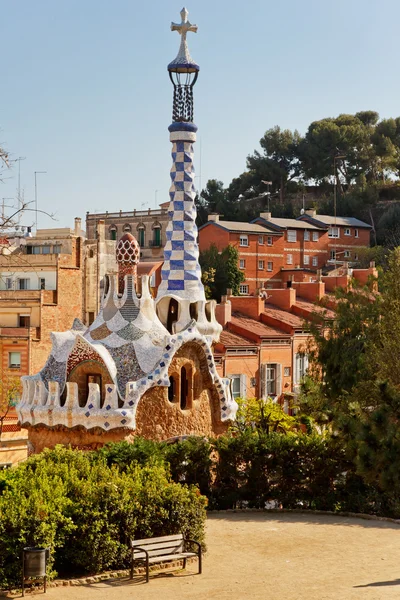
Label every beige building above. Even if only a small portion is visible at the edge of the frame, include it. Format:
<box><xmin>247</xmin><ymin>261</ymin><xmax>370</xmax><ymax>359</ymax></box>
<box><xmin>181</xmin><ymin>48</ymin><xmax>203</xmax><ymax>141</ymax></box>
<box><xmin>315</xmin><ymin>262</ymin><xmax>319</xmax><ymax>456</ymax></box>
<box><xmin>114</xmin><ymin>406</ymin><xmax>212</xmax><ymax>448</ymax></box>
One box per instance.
<box><xmin>85</xmin><ymin>203</ymin><xmax>170</xmax><ymax>262</ymax></box>
<box><xmin>0</xmin><ymin>219</ymin><xmax>118</xmax><ymax>465</ymax></box>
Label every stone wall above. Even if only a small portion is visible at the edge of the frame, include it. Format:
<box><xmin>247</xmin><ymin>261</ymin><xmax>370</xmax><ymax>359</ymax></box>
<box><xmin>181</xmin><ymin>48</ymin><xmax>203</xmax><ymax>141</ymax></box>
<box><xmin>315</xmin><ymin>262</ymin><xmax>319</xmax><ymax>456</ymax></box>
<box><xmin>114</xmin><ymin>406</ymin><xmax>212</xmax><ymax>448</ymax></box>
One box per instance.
<box><xmin>28</xmin><ymin>425</ymin><xmax>136</xmax><ymax>454</ymax></box>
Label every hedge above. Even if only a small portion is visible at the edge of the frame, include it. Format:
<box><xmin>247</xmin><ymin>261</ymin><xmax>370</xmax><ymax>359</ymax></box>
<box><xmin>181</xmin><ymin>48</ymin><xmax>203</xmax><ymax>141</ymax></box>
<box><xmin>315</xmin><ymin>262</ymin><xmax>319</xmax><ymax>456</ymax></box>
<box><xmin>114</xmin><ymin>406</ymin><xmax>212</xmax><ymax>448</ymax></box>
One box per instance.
<box><xmin>0</xmin><ymin>446</ymin><xmax>207</xmax><ymax>589</ymax></box>
<box><xmin>99</xmin><ymin>433</ymin><xmax>400</xmax><ymax>516</ymax></box>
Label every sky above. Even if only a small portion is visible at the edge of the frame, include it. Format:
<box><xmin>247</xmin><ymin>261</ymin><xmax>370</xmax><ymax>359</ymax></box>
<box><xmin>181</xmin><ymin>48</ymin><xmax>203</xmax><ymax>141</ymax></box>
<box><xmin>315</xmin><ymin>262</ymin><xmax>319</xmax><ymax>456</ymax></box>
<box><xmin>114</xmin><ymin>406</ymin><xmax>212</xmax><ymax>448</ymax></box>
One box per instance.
<box><xmin>1</xmin><ymin>0</ymin><xmax>399</xmax><ymax>230</ymax></box>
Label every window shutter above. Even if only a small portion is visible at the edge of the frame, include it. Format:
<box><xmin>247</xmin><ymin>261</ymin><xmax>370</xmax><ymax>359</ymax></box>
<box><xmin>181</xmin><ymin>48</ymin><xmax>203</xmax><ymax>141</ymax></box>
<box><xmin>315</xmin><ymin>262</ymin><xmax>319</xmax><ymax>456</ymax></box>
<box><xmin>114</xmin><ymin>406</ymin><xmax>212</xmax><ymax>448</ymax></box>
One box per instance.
<box><xmin>276</xmin><ymin>364</ymin><xmax>282</xmax><ymax>397</ymax></box>
<box><xmin>240</xmin><ymin>374</ymin><xmax>247</xmax><ymax>399</ymax></box>
<box><xmin>295</xmin><ymin>354</ymin><xmax>300</xmax><ymax>385</ymax></box>
<box><xmin>260</xmin><ymin>364</ymin><xmax>267</xmax><ymax>399</ymax></box>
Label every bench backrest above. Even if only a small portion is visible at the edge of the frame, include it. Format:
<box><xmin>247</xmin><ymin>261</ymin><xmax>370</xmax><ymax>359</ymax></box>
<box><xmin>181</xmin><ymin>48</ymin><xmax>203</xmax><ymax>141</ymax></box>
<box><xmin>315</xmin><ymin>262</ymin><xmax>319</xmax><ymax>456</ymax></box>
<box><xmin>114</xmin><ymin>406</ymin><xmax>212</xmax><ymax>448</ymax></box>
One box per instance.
<box><xmin>131</xmin><ymin>534</ymin><xmax>184</xmax><ymax>559</ymax></box>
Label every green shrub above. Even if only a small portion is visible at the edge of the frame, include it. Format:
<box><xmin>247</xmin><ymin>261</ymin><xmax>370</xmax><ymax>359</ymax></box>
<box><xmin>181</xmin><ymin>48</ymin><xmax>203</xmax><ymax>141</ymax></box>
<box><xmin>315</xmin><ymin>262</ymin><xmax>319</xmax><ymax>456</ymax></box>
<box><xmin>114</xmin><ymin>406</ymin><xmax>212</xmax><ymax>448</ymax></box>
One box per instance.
<box><xmin>164</xmin><ymin>436</ymin><xmax>212</xmax><ymax>497</ymax></box>
<box><xmin>0</xmin><ymin>446</ymin><xmax>207</xmax><ymax>589</ymax></box>
<box><xmin>95</xmin><ymin>438</ymin><xmax>166</xmax><ymax>470</ymax></box>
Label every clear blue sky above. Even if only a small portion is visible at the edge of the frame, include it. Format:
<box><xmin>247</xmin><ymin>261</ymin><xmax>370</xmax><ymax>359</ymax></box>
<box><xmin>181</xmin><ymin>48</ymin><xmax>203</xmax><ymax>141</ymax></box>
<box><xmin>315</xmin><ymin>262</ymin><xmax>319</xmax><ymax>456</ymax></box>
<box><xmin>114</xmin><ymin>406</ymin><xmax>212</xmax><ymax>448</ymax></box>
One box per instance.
<box><xmin>1</xmin><ymin>0</ymin><xmax>399</xmax><ymax>230</ymax></box>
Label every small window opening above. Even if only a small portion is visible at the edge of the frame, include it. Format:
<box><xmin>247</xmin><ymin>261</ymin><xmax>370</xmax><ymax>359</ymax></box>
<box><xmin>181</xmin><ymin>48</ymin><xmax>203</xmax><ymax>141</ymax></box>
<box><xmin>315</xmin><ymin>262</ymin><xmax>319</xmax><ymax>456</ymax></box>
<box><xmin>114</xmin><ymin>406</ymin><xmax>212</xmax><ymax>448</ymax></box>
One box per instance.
<box><xmin>168</xmin><ymin>376</ymin><xmax>176</xmax><ymax>402</ymax></box>
<box><xmin>205</xmin><ymin>302</ymin><xmax>212</xmax><ymax>322</ymax></box>
<box><xmin>167</xmin><ymin>298</ymin><xmax>179</xmax><ymax>334</ymax></box>
<box><xmin>189</xmin><ymin>302</ymin><xmax>198</xmax><ymax>321</ymax></box>
<box><xmin>180</xmin><ymin>366</ymin><xmax>188</xmax><ymax>410</ymax></box>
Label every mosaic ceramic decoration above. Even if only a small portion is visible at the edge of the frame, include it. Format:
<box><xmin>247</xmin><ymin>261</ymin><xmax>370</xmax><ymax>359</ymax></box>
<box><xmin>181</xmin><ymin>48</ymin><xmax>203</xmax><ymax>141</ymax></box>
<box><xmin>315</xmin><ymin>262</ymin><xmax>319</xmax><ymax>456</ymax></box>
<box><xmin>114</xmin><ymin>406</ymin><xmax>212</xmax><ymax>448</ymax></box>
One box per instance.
<box><xmin>15</xmin><ymin>9</ymin><xmax>238</xmax><ymax>432</ymax></box>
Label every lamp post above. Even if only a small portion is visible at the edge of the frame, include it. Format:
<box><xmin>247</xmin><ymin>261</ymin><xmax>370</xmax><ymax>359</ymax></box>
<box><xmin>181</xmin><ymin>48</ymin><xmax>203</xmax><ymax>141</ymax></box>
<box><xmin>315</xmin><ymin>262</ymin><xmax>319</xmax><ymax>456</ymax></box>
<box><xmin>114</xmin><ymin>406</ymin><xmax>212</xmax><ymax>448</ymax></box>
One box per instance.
<box><xmin>34</xmin><ymin>171</ymin><xmax>47</xmax><ymax>232</ymax></box>
<box><xmin>333</xmin><ymin>155</ymin><xmax>345</xmax><ymax>270</ymax></box>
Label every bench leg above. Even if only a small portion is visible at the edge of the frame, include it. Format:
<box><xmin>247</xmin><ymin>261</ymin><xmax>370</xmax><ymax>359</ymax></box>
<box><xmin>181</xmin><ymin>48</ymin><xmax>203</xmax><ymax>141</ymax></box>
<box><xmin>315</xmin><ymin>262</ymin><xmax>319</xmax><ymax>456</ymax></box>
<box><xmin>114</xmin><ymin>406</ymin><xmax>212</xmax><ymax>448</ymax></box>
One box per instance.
<box><xmin>183</xmin><ymin>558</ymin><xmax>187</xmax><ymax>570</ymax></box>
<box><xmin>146</xmin><ymin>555</ymin><xmax>149</xmax><ymax>583</ymax></box>
<box><xmin>130</xmin><ymin>550</ymin><xmax>134</xmax><ymax>579</ymax></box>
<box><xmin>198</xmin><ymin>548</ymin><xmax>202</xmax><ymax>575</ymax></box>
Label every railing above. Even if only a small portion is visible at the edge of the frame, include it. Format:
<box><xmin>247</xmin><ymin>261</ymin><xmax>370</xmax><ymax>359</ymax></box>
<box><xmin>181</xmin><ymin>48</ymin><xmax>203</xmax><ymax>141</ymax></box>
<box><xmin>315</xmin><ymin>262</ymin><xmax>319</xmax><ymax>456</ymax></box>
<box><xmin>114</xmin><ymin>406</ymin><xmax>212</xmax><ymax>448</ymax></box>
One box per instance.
<box><xmin>86</xmin><ymin>208</ymin><xmax>168</xmax><ymax>219</ymax></box>
<box><xmin>0</xmin><ymin>327</ymin><xmax>30</xmax><ymax>337</ymax></box>
<box><xmin>0</xmin><ymin>254</ymin><xmax>58</xmax><ymax>266</ymax></box>
<box><xmin>0</xmin><ymin>290</ymin><xmax>42</xmax><ymax>300</ymax></box>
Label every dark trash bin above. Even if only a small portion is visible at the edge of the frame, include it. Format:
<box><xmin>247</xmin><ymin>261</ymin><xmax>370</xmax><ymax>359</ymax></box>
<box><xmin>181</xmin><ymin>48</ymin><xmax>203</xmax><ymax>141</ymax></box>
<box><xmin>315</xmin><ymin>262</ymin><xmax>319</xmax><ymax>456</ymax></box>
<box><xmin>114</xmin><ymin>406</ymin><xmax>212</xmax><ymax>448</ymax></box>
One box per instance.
<box><xmin>22</xmin><ymin>547</ymin><xmax>49</xmax><ymax>596</ymax></box>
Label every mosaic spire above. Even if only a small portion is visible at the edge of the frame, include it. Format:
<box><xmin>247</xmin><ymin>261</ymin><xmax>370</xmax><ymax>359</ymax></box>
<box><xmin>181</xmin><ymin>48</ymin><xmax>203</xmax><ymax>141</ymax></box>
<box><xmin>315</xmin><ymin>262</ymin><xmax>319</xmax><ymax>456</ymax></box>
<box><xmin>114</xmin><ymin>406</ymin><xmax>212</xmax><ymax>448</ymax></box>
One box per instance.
<box><xmin>157</xmin><ymin>8</ymin><xmax>205</xmax><ymax>304</ymax></box>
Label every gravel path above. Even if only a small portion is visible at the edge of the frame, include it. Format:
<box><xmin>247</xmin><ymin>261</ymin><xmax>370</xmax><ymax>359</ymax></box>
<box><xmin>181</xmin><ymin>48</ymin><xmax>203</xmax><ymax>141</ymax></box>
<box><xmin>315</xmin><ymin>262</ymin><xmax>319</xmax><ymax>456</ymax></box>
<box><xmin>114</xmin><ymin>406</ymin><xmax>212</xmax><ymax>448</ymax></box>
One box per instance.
<box><xmin>43</xmin><ymin>512</ymin><xmax>400</xmax><ymax>600</ymax></box>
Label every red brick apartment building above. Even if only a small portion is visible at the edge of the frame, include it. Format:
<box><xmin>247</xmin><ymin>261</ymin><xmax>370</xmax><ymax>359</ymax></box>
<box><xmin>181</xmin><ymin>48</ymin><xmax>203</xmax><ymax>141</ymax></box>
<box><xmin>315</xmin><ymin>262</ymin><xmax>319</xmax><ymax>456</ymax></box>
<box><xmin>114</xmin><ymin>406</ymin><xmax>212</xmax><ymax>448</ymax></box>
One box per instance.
<box><xmin>199</xmin><ymin>210</ymin><xmax>371</xmax><ymax>295</ymax></box>
<box><xmin>212</xmin><ymin>264</ymin><xmax>377</xmax><ymax>406</ymax></box>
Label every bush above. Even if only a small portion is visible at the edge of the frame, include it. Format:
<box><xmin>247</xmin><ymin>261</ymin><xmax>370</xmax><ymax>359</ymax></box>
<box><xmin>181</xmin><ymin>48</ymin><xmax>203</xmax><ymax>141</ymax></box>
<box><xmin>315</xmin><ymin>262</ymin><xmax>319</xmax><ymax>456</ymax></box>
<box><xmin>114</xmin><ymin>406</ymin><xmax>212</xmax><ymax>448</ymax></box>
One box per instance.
<box><xmin>0</xmin><ymin>446</ymin><xmax>207</xmax><ymax>589</ymax></box>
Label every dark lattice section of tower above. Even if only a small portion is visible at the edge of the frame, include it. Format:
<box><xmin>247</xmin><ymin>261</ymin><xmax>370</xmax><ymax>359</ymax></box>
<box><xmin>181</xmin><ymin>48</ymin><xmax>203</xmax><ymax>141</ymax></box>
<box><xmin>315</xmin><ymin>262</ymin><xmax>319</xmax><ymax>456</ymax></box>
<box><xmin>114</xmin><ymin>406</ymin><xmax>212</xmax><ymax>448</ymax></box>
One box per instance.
<box><xmin>170</xmin><ymin>72</ymin><xmax>198</xmax><ymax>122</ymax></box>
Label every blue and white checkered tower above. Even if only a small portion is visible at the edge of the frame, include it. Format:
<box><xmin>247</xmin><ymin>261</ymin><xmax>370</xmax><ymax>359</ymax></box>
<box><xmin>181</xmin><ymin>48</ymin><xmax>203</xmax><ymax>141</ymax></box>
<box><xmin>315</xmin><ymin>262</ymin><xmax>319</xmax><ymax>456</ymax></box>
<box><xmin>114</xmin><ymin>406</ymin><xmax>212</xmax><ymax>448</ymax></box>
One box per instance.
<box><xmin>156</xmin><ymin>8</ymin><xmax>221</xmax><ymax>340</ymax></box>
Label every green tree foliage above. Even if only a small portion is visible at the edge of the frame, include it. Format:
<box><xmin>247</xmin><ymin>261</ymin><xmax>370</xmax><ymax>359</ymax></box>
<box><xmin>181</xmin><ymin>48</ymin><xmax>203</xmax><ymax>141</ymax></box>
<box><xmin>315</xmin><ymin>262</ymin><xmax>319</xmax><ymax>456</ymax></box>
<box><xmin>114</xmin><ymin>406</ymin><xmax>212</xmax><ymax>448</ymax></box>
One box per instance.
<box><xmin>246</xmin><ymin>126</ymin><xmax>303</xmax><ymax>202</ymax></box>
<box><xmin>0</xmin><ymin>373</ymin><xmax>20</xmax><ymax>440</ymax></box>
<box><xmin>299</xmin><ymin>112</ymin><xmax>383</xmax><ymax>189</ymax></box>
<box><xmin>233</xmin><ymin>397</ymin><xmax>298</xmax><ymax>434</ymax></box>
<box><xmin>300</xmin><ymin>249</ymin><xmax>400</xmax><ymax>493</ymax></box>
<box><xmin>199</xmin><ymin>244</ymin><xmax>244</xmax><ymax>301</ymax></box>
<box><xmin>201</xmin><ymin>266</ymin><xmax>216</xmax><ymax>300</ymax></box>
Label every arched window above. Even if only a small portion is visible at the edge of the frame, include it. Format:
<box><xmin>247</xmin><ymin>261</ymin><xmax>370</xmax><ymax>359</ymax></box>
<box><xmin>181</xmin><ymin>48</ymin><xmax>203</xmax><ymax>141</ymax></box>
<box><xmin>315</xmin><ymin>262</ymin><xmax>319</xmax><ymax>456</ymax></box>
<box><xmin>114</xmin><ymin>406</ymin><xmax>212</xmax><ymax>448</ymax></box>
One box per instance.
<box><xmin>137</xmin><ymin>224</ymin><xmax>145</xmax><ymax>247</ymax></box>
<box><xmin>123</xmin><ymin>223</ymin><xmax>131</xmax><ymax>232</ymax></box>
<box><xmin>89</xmin><ymin>249</ymin><xmax>94</xmax><ymax>258</ymax></box>
<box><xmin>190</xmin><ymin>302</ymin><xmax>198</xmax><ymax>321</ymax></box>
<box><xmin>109</xmin><ymin>225</ymin><xmax>117</xmax><ymax>241</ymax></box>
<box><xmin>168</xmin><ymin>375</ymin><xmax>177</xmax><ymax>402</ymax></box>
<box><xmin>167</xmin><ymin>298</ymin><xmax>179</xmax><ymax>334</ymax></box>
<box><xmin>180</xmin><ymin>366</ymin><xmax>188</xmax><ymax>410</ymax></box>
<box><xmin>152</xmin><ymin>223</ymin><xmax>161</xmax><ymax>247</ymax></box>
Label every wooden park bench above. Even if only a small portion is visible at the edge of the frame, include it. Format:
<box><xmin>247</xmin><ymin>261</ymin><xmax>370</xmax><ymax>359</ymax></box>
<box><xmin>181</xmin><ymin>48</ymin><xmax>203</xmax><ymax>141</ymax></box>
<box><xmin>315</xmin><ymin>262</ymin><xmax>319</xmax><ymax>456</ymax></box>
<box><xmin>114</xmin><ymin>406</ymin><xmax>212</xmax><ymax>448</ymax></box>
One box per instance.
<box><xmin>130</xmin><ymin>533</ymin><xmax>202</xmax><ymax>583</ymax></box>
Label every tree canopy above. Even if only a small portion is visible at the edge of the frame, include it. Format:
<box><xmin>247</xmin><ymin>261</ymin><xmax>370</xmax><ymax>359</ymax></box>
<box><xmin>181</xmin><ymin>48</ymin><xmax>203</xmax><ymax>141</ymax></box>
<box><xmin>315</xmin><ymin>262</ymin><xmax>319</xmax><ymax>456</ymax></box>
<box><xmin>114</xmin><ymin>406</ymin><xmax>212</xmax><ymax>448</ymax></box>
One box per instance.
<box><xmin>199</xmin><ymin>111</ymin><xmax>400</xmax><ymax>249</ymax></box>
<box><xmin>199</xmin><ymin>244</ymin><xmax>244</xmax><ymax>301</ymax></box>
<box><xmin>300</xmin><ymin>249</ymin><xmax>400</xmax><ymax>492</ymax></box>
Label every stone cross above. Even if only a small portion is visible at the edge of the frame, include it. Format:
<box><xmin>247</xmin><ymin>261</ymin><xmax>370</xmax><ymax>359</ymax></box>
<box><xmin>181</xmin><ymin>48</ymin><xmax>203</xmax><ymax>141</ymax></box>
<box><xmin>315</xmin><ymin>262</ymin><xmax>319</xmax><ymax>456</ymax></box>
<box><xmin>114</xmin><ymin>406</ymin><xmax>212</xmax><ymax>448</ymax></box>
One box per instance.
<box><xmin>171</xmin><ymin>7</ymin><xmax>198</xmax><ymax>41</ymax></box>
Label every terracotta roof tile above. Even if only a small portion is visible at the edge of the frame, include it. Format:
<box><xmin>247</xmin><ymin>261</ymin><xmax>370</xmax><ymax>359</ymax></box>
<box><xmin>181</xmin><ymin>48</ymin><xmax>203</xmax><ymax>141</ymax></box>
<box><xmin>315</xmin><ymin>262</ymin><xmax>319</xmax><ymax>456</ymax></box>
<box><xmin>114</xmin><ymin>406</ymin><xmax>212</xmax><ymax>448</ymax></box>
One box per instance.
<box><xmin>219</xmin><ymin>330</ymin><xmax>256</xmax><ymax>347</ymax></box>
<box><xmin>231</xmin><ymin>313</ymin><xmax>289</xmax><ymax>337</ymax></box>
<box><xmin>263</xmin><ymin>305</ymin><xmax>305</xmax><ymax>328</ymax></box>
<box><xmin>295</xmin><ymin>298</ymin><xmax>336</xmax><ymax>319</ymax></box>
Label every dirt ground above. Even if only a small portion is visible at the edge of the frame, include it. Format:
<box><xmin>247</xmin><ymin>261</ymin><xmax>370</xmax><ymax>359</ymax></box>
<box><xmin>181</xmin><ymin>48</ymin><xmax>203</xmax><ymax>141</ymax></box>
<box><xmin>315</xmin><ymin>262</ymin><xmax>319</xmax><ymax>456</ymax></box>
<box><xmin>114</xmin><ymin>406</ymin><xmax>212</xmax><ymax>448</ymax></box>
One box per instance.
<box><xmin>43</xmin><ymin>512</ymin><xmax>400</xmax><ymax>600</ymax></box>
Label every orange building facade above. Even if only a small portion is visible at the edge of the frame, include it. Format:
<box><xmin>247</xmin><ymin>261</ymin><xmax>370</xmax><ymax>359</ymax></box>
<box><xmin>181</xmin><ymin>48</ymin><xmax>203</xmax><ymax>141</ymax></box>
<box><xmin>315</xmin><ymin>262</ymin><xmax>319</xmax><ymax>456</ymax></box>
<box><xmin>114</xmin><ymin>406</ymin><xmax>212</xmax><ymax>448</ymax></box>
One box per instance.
<box><xmin>212</xmin><ymin>264</ymin><xmax>377</xmax><ymax>409</ymax></box>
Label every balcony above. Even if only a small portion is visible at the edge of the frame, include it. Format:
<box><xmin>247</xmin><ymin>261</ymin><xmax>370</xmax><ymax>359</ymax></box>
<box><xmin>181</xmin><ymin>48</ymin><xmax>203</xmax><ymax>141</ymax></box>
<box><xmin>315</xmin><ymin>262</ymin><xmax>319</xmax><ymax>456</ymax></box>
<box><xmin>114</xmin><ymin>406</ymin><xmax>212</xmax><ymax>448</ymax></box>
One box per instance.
<box><xmin>0</xmin><ymin>254</ymin><xmax>58</xmax><ymax>267</ymax></box>
<box><xmin>0</xmin><ymin>289</ymin><xmax>57</xmax><ymax>304</ymax></box>
<box><xmin>0</xmin><ymin>290</ymin><xmax>42</xmax><ymax>301</ymax></box>
<box><xmin>0</xmin><ymin>327</ymin><xmax>30</xmax><ymax>338</ymax></box>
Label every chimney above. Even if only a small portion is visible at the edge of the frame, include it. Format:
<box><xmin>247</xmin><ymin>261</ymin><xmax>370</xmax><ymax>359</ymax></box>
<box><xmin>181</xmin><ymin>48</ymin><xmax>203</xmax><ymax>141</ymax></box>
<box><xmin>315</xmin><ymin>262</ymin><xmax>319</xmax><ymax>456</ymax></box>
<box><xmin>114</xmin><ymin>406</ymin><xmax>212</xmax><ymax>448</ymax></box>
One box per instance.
<box><xmin>208</xmin><ymin>213</ymin><xmax>220</xmax><ymax>223</ymax></box>
<box><xmin>74</xmin><ymin>217</ymin><xmax>82</xmax><ymax>236</ymax></box>
<box><xmin>305</xmin><ymin>209</ymin><xmax>317</xmax><ymax>218</ymax></box>
<box><xmin>260</xmin><ymin>212</ymin><xmax>272</xmax><ymax>221</ymax></box>
<box><xmin>96</xmin><ymin>219</ymin><xmax>105</xmax><ymax>242</ymax></box>
<box><xmin>215</xmin><ymin>296</ymin><xmax>232</xmax><ymax>327</ymax></box>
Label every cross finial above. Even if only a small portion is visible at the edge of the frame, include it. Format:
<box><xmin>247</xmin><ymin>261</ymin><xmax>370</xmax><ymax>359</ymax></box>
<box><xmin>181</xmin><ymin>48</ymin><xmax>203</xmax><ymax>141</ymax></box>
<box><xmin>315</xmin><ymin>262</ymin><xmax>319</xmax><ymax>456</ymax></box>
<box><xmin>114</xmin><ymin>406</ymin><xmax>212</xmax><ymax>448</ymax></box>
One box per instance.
<box><xmin>171</xmin><ymin>7</ymin><xmax>198</xmax><ymax>42</ymax></box>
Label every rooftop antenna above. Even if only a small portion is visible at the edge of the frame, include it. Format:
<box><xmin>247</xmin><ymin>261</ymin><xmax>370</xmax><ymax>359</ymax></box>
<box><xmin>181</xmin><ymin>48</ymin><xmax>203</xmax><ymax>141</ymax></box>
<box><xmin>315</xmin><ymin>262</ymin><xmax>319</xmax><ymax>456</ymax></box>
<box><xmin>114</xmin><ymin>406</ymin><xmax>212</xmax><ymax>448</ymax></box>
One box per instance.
<box><xmin>34</xmin><ymin>171</ymin><xmax>47</xmax><ymax>231</ymax></box>
<box><xmin>16</xmin><ymin>157</ymin><xmax>26</xmax><ymax>222</ymax></box>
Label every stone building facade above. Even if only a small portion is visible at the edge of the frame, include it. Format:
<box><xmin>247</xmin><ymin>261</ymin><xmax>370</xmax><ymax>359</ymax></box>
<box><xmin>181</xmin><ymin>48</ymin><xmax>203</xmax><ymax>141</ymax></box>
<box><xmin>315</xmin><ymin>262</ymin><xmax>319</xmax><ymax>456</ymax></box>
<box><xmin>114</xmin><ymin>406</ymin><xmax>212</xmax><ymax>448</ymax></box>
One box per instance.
<box><xmin>85</xmin><ymin>203</ymin><xmax>170</xmax><ymax>262</ymax></box>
